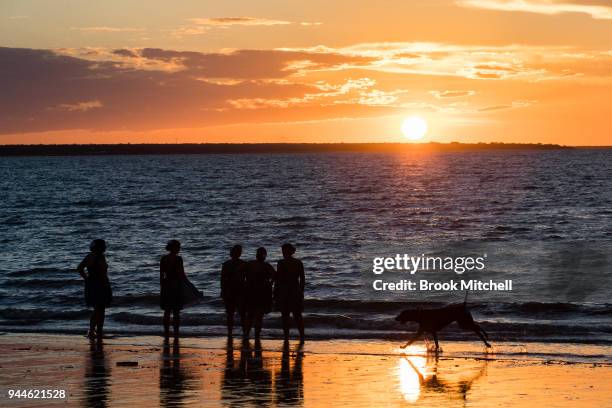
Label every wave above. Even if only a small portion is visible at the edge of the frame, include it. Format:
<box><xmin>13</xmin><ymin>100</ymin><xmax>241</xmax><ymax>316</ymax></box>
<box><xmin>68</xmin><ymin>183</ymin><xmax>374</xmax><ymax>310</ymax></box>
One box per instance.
<box><xmin>0</xmin><ymin>308</ymin><xmax>90</xmax><ymax>321</ymax></box>
<box><xmin>2</xmin><ymin>292</ymin><xmax>609</xmax><ymax>317</ymax></box>
<box><xmin>3</xmin><ymin>307</ymin><xmax>607</xmax><ymax>339</ymax></box>
<box><xmin>303</xmin><ymin>299</ymin><xmax>612</xmax><ymax>316</ymax></box>
<box><xmin>6</xmin><ymin>267</ymin><xmax>74</xmax><ymax>277</ymax></box>
<box><xmin>3</xmin><ymin>278</ymin><xmax>83</xmax><ymax>288</ymax></box>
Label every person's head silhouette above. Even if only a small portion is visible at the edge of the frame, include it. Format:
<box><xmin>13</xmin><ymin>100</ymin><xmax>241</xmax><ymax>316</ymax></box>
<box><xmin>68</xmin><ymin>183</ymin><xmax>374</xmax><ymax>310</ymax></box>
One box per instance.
<box><xmin>166</xmin><ymin>240</ymin><xmax>181</xmax><ymax>255</ymax></box>
<box><xmin>90</xmin><ymin>239</ymin><xmax>106</xmax><ymax>253</ymax></box>
<box><xmin>230</xmin><ymin>245</ymin><xmax>242</xmax><ymax>259</ymax></box>
<box><xmin>281</xmin><ymin>243</ymin><xmax>296</xmax><ymax>259</ymax></box>
<box><xmin>256</xmin><ymin>247</ymin><xmax>267</xmax><ymax>262</ymax></box>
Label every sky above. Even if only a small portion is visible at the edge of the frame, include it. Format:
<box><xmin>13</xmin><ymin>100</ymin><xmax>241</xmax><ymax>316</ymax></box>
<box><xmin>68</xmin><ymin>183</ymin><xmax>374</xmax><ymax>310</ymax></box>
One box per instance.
<box><xmin>1</xmin><ymin>0</ymin><xmax>612</xmax><ymax>145</ymax></box>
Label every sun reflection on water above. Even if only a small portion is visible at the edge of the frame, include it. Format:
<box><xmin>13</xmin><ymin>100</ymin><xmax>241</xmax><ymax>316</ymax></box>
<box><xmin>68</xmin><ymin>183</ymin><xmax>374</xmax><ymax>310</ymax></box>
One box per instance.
<box><xmin>397</xmin><ymin>347</ymin><xmax>428</xmax><ymax>403</ymax></box>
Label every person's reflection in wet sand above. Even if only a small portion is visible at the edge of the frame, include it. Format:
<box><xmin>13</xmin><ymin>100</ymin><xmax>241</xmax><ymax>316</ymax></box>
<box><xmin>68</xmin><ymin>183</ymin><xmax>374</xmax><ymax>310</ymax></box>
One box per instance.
<box><xmin>403</xmin><ymin>354</ymin><xmax>488</xmax><ymax>403</ymax></box>
<box><xmin>221</xmin><ymin>340</ymin><xmax>273</xmax><ymax>406</ymax></box>
<box><xmin>274</xmin><ymin>341</ymin><xmax>304</xmax><ymax>406</ymax></box>
<box><xmin>220</xmin><ymin>340</ymin><xmax>239</xmax><ymax>404</ymax></box>
<box><xmin>159</xmin><ymin>338</ymin><xmax>192</xmax><ymax>408</ymax></box>
<box><xmin>84</xmin><ymin>339</ymin><xmax>110</xmax><ymax>408</ymax></box>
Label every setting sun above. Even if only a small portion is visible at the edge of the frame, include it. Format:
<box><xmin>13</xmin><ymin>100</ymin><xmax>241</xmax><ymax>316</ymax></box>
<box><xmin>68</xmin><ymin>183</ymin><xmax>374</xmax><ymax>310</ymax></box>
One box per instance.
<box><xmin>401</xmin><ymin>116</ymin><xmax>428</xmax><ymax>141</ymax></box>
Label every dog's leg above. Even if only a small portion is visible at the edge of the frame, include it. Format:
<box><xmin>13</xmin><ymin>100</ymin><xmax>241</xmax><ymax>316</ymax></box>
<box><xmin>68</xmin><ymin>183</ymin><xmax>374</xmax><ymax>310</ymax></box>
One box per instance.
<box><xmin>471</xmin><ymin>325</ymin><xmax>491</xmax><ymax>348</ymax></box>
<box><xmin>433</xmin><ymin>332</ymin><xmax>440</xmax><ymax>352</ymax></box>
<box><xmin>480</xmin><ymin>326</ymin><xmax>489</xmax><ymax>340</ymax></box>
<box><xmin>401</xmin><ymin>331</ymin><xmax>423</xmax><ymax>349</ymax></box>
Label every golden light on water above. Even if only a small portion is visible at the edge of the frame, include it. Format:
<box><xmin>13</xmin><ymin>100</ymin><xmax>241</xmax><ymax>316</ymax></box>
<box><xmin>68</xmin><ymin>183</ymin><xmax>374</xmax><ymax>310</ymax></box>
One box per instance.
<box><xmin>398</xmin><ymin>356</ymin><xmax>427</xmax><ymax>403</ymax></box>
<box><xmin>401</xmin><ymin>116</ymin><xmax>428</xmax><ymax>140</ymax></box>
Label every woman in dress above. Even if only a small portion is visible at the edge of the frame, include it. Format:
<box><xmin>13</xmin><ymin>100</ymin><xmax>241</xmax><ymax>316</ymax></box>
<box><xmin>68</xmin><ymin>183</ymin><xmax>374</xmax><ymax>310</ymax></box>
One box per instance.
<box><xmin>243</xmin><ymin>247</ymin><xmax>274</xmax><ymax>342</ymax></box>
<box><xmin>274</xmin><ymin>243</ymin><xmax>305</xmax><ymax>342</ymax></box>
<box><xmin>160</xmin><ymin>240</ymin><xmax>186</xmax><ymax>338</ymax></box>
<box><xmin>221</xmin><ymin>244</ymin><xmax>246</xmax><ymax>338</ymax></box>
<box><xmin>77</xmin><ymin>239</ymin><xmax>112</xmax><ymax>340</ymax></box>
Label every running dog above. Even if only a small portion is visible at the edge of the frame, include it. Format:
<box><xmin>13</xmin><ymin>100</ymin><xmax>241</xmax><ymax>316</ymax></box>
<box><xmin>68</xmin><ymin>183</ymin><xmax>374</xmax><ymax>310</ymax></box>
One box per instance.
<box><xmin>395</xmin><ymin>301</ymin><xmax>491</xmax><ymax>350</ymax></box>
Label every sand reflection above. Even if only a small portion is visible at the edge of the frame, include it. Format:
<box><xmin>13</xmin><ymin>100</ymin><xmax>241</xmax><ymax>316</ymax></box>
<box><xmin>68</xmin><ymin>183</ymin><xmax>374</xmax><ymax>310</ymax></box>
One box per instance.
<box><xmin>159</xmin><ymin>339</ymin><xmax>197</xmax><ymax>407</ymax></box>
<box><xmin>84</xmin><ymin>340</ymin><xmax>110</xmax><ymax>408</ymax></box>
<box><xmin>221</xmin><ymin>341</ymin><xmax>274</xmax><ymax>406</ymax></box>
<box><xmin>274</xmin><ymin>341</ymin><xmax>304</xmax><ymax>406</ymax></box>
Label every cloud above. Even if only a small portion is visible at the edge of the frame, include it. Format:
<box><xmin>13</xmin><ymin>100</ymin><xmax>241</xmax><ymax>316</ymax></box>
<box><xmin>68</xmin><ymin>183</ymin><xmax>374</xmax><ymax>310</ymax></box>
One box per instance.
<box><xmin>188</xmin><ymin>17</ymin><xmax>292</xmax><ymax>27</ymax></box>
<box><xmin>282</xmin><ymin>42</ymin><xmax>611</xmax><ymax>82</ymax></box>
<box><xmin>0</xmin><ymin>46</ymin><xmax>382</xmax><ymax>134</ymax></box>
<box><xmin>70</xmin><ymin>26</ymin><xmax>145</xmax><ymax>32</ymax></box>
<box><xmin>128</xmin><ymin>48</ymin><xmax>374</xmax><ymax>78</ymax></box>
<box><xmin>0</xmin><ymin>41</ymin><xmax>608</xmax><ymax>137</ymax></box>
<box><xmin>456</xmin><ymin>0</ymin><xmax>612</xmax><ymax>20</ymax></box>
<box><xmin>172</xmin><ymin>16</ymin><xmax>321</xmax><ymax>37</ymax></box>
<box><xmin>55</xmin><ymin>100</ymin><xmax>103</xmax><ymax>112</ymax></box>
<box><xmin>430</xmin><ymin>90</ymin><xmax>476</xmax><ymax>98</ymax></box>
<box><xmin>226</xmin><ymin>78</ymin><xmax>407</xmax><ymax>109</ymax></box>
<box><xmin>112</xmin><ymin>48</ymin><xmax>138</xmax><ymax>58</ymax></box>
<box><xmin>478</xmin><ymin>100</ymin><xmax>536</xmax><ymax>111</ymax></box>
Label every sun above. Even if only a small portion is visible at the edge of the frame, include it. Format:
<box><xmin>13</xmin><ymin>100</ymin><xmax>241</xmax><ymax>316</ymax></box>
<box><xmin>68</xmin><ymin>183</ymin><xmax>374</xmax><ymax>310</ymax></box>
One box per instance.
<box><xmin>401</xmin><ymin>116</ymin><xmax>428</xmax><ymax>140</ymax></box>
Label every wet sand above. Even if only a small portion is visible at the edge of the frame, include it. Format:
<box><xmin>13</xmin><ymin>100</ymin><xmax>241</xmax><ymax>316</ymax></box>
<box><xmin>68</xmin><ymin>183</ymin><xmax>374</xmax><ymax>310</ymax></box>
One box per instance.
<box><xmin>0</xmin><ymin>333</ymin><xmax>610</xmax><ymax>407</ymax></box>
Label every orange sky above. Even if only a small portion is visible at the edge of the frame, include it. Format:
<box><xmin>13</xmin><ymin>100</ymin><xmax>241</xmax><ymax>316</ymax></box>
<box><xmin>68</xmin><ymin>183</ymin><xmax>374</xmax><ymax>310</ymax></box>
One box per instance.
<box><xmin>1</xmin><ymin>0</ymin><xmax>612</xmax><ymax>145</ymax></box>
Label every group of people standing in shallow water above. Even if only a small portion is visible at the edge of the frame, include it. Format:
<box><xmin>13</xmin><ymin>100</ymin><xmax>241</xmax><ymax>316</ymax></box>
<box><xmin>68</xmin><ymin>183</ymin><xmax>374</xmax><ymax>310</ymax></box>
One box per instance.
<box><xmin>77</xmin><ymin>239</ymin><xmax>305</xmax><ymax>343</ymax></box>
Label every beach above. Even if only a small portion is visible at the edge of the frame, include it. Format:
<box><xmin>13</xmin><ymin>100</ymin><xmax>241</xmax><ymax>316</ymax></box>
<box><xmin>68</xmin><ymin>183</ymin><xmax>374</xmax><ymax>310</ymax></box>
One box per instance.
<box><xmin>0</xmin><ymin>333</ymin><xmax>610</xmax><ymax>407</ymax></box>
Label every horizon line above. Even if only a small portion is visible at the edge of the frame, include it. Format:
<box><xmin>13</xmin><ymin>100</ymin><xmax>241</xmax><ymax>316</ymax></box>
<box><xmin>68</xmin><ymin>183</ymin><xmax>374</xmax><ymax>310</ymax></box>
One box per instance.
<box><xmin>1</xmin><ymin>141</ymin><xmax>610</xmax><ymax>148</ymax></box>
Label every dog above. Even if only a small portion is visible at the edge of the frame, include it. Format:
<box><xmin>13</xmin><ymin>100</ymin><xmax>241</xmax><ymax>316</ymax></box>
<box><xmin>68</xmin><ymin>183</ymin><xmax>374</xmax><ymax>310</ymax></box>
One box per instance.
<box><xmin>395</xmin><ymin>299</ymin><xmax>491</xmax><ymax>351</ymax></box>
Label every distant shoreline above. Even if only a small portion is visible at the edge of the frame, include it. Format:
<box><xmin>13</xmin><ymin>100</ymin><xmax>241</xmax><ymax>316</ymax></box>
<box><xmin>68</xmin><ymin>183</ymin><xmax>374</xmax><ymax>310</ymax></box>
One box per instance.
<box><xmin>0</xmin><ymin>142</ymin><xmax>603</xmax><ymax>156</ymax></box>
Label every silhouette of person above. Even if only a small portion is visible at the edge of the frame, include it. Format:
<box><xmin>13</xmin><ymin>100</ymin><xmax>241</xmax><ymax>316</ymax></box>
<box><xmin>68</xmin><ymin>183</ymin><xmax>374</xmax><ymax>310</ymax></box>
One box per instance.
<box><xmin>77</xmin><ymin>239</ymin><xmax>112</xmax><ymax>340</ymax></box>
<box><xmin>243</xmin><ymin>247</ymin><xmax>274</xmax><ymax>341</ymax></box>
<box><xmin>160</xmin><ymin>240</ymin><xmax>186</xmax><ymax>339</ymax></box>
<box><xmin>221</xmin><ymin>245</ymin><xmax>246</xmax><ymax>338</ymax></box>
<box><xmin>274</xmin><ymin>243</ymin><xmax>305</xmax><ymax>342</ymax></box>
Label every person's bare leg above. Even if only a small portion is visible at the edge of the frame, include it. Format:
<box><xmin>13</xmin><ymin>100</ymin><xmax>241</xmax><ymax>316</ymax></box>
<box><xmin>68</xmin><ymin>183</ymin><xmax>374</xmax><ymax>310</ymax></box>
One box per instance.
<box><xmin>243</xmin><ymin>313</ymin><xmax>252</xmax><ymax>341</ymax></box>
<box><xmin>96</xmin><ymin>307</ymin><xmax>105</xmax><ymax>338</ymax></box>
<box><xmin>295</xmin><ymin>311</ymin><xmax>305</xmax><ymax>342</ymax></box>
<box><xmin>254</xmin><ymin>313</ymin><xmax>263</xmax><ymax>341</ymax></box>
<box><xmin>239</xmin><ymin>309</ymin><xmax>247</xmax><ymax>338</ymax></box>
<box><xmin>281</xmin><ymin>311</ymin><xmax>290</xmax><ymax>340</ymax></box>
<box><xmin>173</xmin><ymin>309</ymin><xmax>180</xmax><ymax>338</ymax></box>
<box><xmin>88</xmin><ymin>310</ymin><xmax>96</xmax><ymax>338</ymax></box>
<box><xmin>163</xmin><ymin>310</ymin><xmax>171</xmax><ymax>338</ymax></box>
<box><xmin>226</xmin><ymin>304</ymin><xmax>235</xmax><ymax>338</ymax></box>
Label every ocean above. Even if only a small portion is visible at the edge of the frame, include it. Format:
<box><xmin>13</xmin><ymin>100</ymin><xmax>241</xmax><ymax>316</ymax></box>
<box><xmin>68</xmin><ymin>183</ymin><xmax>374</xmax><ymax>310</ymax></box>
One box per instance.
<box><xmin>1</xmin><ymin>149</ymin><xmax>611</xmax><ymax>343</ymax></box>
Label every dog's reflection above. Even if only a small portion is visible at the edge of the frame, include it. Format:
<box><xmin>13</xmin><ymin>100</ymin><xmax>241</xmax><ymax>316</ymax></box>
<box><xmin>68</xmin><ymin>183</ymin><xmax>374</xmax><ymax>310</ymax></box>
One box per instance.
<box><xmin>398</xmin><ymin>354</ymin><xmax>488</xmax><ymax>404</ymax></box>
